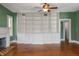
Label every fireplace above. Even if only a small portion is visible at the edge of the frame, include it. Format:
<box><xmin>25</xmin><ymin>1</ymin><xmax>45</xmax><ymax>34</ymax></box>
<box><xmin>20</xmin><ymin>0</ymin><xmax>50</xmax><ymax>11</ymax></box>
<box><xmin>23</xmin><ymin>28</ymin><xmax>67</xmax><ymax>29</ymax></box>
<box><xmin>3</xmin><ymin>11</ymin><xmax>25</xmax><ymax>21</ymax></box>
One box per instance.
<box><xmin>0</xmin><ymin>37</ymin><xmax>6</xmax><ymax>49</ymax></box>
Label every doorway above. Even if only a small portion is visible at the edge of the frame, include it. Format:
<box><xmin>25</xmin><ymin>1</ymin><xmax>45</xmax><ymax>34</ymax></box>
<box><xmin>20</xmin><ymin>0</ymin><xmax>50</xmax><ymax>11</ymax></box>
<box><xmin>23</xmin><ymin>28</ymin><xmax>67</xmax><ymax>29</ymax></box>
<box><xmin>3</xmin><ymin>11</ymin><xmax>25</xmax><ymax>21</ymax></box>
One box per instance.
<box><xmin>60</xmin><ymin>19</ymin><xmax>71</xmax><ymax>44</ymax></box>
<box><xmin>7</xmin><ymin>15</ymin><xmax>13</xmax><ymax>43</ymax></box>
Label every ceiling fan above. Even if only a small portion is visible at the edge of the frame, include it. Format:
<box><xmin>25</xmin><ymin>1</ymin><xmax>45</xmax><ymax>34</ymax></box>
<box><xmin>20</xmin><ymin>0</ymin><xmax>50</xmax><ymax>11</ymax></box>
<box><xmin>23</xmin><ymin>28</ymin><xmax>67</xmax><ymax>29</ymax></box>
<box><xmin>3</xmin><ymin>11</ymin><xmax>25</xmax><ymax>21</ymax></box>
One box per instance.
<box><xmin>39</xmin><ymin>3</ymin><xmax>58</xmax><ymax>12</ymax></box>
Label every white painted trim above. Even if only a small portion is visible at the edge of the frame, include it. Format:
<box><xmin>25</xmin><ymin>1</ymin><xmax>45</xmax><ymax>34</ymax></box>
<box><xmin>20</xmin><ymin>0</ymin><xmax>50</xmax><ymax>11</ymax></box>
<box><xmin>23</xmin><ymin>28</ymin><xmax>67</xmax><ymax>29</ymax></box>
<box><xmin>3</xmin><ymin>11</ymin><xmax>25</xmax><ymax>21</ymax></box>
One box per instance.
<box><xmin>12</xmin><ymin>40</ymin><xmax>79</xmax><ymax>44</ymax></box>
<box><xmin>60</xmin><ymin>19</ymin><xmax>71</xmax><ymax>42</ymax></box>
<box><xmin>69</xmin><ymin>19</ymin><xmax>71</xmax><ymax>42</ymax></box>
<box><xmin>17</xmin><ymin>42</ymin><xmax>32</xmax><ymax>44</ymax></box>
<box><xmin>10</xmin><ymin>40</ymin><xmax>17</xmax><ymax>44</ymax></box>
<box><xmin>7</xmin><ymin>15</ymin><xmax>13</xmax><ymax>36</ymax></box>
<box><xmin>61</xmin><ymin>39</ymin><xmax>65</xmax><ymax>41</ymax></box>
<box><xmin>17</xmin><ymin>42</ymin><xmax>60</xmax><ymax>44</ymax></box>
<box><xmin>69</xmin><ymin>40</ymin><xmax>79</xmax><ymax>44</ymax></box>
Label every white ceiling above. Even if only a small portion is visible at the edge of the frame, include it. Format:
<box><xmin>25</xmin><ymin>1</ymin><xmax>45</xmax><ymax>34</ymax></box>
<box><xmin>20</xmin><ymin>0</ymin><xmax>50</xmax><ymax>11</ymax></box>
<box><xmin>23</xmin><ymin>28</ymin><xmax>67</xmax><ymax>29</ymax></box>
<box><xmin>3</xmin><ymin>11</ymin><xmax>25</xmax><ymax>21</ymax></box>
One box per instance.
<box><xmin>1</xmin><ymin>3</ymin><xmax>79</xmax><ymax>13</ymax></box>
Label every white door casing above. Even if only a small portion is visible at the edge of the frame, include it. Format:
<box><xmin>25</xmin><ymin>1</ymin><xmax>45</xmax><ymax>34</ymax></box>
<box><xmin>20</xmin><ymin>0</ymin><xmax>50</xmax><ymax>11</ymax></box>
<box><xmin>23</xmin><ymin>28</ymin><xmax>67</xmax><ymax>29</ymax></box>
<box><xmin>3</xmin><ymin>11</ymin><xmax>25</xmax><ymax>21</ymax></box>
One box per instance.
<box><xmin>60</xmin><ymin>19</ymin><xmax>71</xmax><ymax>42</ymax></box>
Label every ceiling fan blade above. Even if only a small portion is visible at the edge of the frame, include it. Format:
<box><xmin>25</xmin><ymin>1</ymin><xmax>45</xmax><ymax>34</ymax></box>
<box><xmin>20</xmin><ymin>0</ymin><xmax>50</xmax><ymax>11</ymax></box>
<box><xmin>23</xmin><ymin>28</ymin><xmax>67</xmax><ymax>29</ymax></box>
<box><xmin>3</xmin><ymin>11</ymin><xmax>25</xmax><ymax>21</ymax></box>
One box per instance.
<box><xmin>48</xmin><ymin>10</ymin><xmax>50</xmax><ymax>12</ymax></box>
<box><xmin>49</xmin><ymin>7</ymin><xmax>58</xmax><ymax>9</ymax></box>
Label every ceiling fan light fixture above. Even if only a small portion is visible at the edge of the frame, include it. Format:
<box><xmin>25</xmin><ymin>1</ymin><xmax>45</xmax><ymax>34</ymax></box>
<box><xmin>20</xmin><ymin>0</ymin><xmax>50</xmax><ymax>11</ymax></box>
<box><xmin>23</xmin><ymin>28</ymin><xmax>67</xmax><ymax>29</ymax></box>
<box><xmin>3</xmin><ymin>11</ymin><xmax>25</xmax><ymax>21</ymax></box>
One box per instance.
<box><xmin>43</xmin><ymin>3</ymin><xmax>49</xmax><ymax>12</ymax></box>
<box><xmin>43</xmin><ymin>8</ymin><xmax>48</xmax><ymax>12</ymax></box>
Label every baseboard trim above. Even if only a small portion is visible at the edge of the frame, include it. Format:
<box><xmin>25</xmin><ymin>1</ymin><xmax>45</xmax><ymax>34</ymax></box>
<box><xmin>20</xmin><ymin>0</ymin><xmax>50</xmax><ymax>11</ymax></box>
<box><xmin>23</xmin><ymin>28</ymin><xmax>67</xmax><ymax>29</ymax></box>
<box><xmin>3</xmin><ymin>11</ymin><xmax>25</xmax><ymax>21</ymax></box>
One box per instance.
<box><xmin>61</xmin><ymin>40</ymin><xmax>79</xmax><ymax>44</ymax></box>
<box><xmin>11</xmin><ymin>40</ymin><xmax>79</xmax><ymax>44</ymax></box>
<box><xmin>10</xmin><ymin>40</ymin><xmax>17</xmax><ymax>44</ymax></box>
<box><xmin>69</xmin><ymin>40</ymin><xmax>79</xmax><ymax>44</ymax></box>
<box><xmin>17</xmin><ymin>41</ymin><xmax>60</xmax><ymax>44</ymax></box>
<box><xmin>61</xmin><ymin>39</ymin><xmax>65</xmax><ymax>41</ymax></box>
<box><xmin>17</xmin><ymin>42</ymin><xmax>32</xmax><ymax>44</ymax></box>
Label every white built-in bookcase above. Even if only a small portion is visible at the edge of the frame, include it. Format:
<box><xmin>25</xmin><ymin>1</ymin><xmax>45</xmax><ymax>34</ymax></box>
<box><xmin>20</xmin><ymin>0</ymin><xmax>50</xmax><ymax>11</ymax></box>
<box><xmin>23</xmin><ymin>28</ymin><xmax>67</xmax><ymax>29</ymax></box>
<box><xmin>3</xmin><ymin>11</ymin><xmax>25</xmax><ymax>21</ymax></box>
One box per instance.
<box><xmin>17</xmin><ymin>12</ymin><xmax>60</xmax><ymax>44</ymax></box>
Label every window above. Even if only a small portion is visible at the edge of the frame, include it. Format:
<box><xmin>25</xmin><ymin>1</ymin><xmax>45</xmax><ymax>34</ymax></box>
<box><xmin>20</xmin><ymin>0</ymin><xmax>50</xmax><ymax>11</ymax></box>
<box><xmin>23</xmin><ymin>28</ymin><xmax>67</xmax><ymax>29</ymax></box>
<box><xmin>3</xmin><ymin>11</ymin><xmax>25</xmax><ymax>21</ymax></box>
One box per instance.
<box><xmin>7</xmin><ymin>15</ymin><xmax>13</xmax><ymax>36</ymax></box>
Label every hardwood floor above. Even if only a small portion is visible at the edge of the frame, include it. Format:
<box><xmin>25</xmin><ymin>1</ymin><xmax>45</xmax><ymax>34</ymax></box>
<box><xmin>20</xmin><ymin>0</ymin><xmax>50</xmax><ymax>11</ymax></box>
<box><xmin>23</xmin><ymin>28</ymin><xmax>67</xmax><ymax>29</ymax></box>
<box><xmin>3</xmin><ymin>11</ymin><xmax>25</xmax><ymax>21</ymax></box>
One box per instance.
<box><xmin>6</xmin><ymin>42</ymin><xmax>79</xmax><ymax>56</ymax></box>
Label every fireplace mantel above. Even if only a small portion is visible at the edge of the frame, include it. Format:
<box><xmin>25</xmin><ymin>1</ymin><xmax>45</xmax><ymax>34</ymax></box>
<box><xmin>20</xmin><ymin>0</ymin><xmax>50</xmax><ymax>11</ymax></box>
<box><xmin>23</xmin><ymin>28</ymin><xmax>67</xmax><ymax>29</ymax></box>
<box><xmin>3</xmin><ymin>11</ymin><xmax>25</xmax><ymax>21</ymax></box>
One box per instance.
<box><xmin>0</xmin><ymin>27</ymin><xmax>10</xmax><ymax>48</ymax></box>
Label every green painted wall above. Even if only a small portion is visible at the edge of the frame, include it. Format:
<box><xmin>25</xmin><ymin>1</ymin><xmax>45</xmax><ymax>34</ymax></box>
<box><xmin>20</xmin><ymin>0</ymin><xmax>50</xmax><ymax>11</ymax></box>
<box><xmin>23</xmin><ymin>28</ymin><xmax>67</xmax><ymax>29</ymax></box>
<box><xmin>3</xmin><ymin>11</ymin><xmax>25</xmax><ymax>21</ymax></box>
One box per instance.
<box><xmin>60</xmin><ymin>21</ymin><xmax>64</xmax><ymax>39</ymax></box>
<box><xmin>59</xmin><ymin>12</ymin><xmax>76</xmax><ymax>40</ymax></box>
<box><xmin>0</xmin><ymin>4</ymin><xmax>17</xmax><ymax>41</ymax></box>
<box><xmin>75</xmin><ymin>11</ymin><xmax>79</xmax><ymax>41</ymax></box>
<box><xmin>10</xmin><ymin>13</ymin><xmax>17</xmax><ymax>41</ymax></box>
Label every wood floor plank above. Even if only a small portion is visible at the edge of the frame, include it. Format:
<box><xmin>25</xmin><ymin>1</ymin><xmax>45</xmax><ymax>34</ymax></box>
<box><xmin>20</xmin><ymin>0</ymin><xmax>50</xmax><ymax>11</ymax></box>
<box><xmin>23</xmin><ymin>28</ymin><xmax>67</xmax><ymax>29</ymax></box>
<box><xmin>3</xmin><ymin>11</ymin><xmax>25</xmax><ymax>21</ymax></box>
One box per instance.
<box><xmin>3</xmin><ymin>42</ymin><xmax>79</xmax><ymax>56</ymax></box>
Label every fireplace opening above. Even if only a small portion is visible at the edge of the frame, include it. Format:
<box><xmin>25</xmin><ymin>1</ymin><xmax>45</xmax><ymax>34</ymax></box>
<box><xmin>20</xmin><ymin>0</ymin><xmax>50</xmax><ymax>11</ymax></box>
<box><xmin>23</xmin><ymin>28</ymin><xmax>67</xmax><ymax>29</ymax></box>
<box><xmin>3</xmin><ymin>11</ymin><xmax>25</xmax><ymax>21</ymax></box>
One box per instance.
<box><xmin>0</xmin><ymin>37</ymin><xmax>6</xmax><ymax>49</ymax></box>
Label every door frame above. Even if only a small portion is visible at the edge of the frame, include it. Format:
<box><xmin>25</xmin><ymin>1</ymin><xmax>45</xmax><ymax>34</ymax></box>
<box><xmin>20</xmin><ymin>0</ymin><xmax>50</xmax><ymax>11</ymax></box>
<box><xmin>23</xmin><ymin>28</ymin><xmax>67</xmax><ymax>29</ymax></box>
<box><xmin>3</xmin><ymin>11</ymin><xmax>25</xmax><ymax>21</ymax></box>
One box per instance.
<box><xmin>60</xmin><ymin>19</ymin><xmax>71</xmax><ymax>42</ymax></box>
